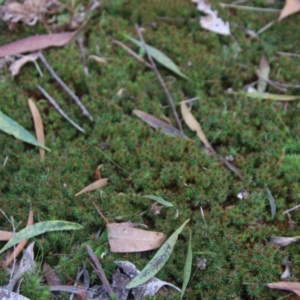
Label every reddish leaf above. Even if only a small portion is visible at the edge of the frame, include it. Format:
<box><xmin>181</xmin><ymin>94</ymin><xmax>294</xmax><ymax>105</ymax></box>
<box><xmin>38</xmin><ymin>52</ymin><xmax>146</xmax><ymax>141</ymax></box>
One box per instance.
<box><xmin>266</xmin><ymin>282</ymin><xmax>300</xmax><ymax>296</ymax></box>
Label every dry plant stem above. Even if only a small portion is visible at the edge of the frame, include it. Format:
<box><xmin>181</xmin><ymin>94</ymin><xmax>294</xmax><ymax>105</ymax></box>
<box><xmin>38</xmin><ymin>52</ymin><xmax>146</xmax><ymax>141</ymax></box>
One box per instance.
<box><xmin>257</xmin><ymin>20</ymin><xmax>277</xmax><ymax>35</ymax></box>
<box><xmin>112</xmin><ymin>39</ymin><xmax>153</xmax><ymax>70</ymax></box>
<box><xmin>277</xmin><ymin>51</ymin><xmax>300</xmax><ymax>58</ymax></box>
<box><xmin>93</xmin><ymin>202</ymin><xmax>109</xmax><ymax>224</ymax></box>
<box><xmin>283</xmin><ymin>204</ymin><xmax>300</xmax><ymax>215</ymax></box>
<box><xmin>219</xmin><ymin>3</ymin><xmax>280</xmax><ymax>12</ymax></box>
<box><xmin>4</xmin><ymin>210</ymin><xmax>34</xmax><ymax>267</ymax></box>
<box><xmin>134</xmin><ymin>23</ymin><xmax>183</xmax><ymax>134</ymax></box>
<box><xmin>86</xmin><ymin>244</ymin><xmax>113</xmax><ymax>296</ymax></box>
<box><xmin>37</xmin><ymin>51</ymin><xmax>93</xmax><ymax>121</ymax></box>
<box><xmin>37</xmin><ymin>85</ymin><xmax>84</xmax><ymax>133</ymax></box>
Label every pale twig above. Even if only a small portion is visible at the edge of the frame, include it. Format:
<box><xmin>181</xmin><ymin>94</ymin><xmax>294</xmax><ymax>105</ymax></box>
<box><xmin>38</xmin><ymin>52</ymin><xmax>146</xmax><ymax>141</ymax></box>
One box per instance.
<box><xmin>37</xmin><ymin>85</ymin><xmax>85</xmax><ymax>133</ymax></box>
<box><xmin>283</xmin><ymin>204</ymin><xmax>300</xmax><ymax>215</ymax></box>
<box><xmin>219</xmin><ymin>3</ymin><xmax>280</xmax><ymax>12</ymax></box>
<box><xmin>86</xmin><ymin>244</ymin><xmax>113</xmax><ymax>296</ymax></box>
<box><xmin>257</xmin><ymin>20</ymin><xmax>277</xmax><ymax>35</ymax></box>
<box><xmin>112</xmin><ymin>39</ymin><xmax>154</xmax><ymax>70</ymax></box>
<box><xmin>38</xmin><ymin>51</ymin><xmax>93</xmax><ymax>121</ymax></box>
<box><xmin>277</xmin><ymin>51</ymin><xmax>300</xmax><ymax>58</ymax></box>
<box><xmin>134</xmin><ymin>24</ymin><xmax>183</xmax><ymax>133</ymax></box>
<box><xmin>256</xmin><ymin>70</ymin><xmax>287</xmax><ymax>92</ymax></box>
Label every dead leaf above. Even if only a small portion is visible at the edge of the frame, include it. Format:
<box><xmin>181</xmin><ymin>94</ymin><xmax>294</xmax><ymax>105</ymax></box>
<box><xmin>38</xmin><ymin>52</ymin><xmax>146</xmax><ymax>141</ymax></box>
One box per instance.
<box><xmin>0</xmin><ymin>288</ymin><xmax>29</xmax><ymax>300</ymax></box>
<box><xmin>43</xmin><ymin>263</ymin><xmax>61</xmax><ymax>286</ymax></box>
<box><xmin>270</xmin><ymin>236</ymin><xmax>300</xmax><ymax>247</ymax></box>
<box><xmin>9</xmin><ymin>53</ymin><xmax>38</xmax><ymax>76</ymax></box>
<box><xmin>133</xmin><ymin>109</ymin><xmax>187</xmax><ymax>139</ymax></box>
<box><xmin>4</xmin><ymin>209</ymin><xmax>34</xmax><ymax>267</ymax></box>
<box><xmin>200</xmin><ymin>13</ymin><xmax>231</xmax><ymax>35</ymax></box>
<box><xmin>114</xmin><ymin>261</ymin><xmax>181</xmax><ymax>300</ymax></box>
<box><xmin>0</xmin><ymin>230</ymin><xmax>15</xmax><ymax>241</ymax></box>
<box><xmin>0</xmin><ymin>0</ymin><xmax>61</xmax><ymax>26</ymax></box>
<box><xmin>257</xmin><ymin>55</ymin><xmax>270</xmax><ymax>93</ymax></box>
<box><xmin>265</xmin><ymin>282</ymin><xmax>300</xmax><ymax>296</ymax></box>
<box><xmin>28</xmin><ymin>99</ymin><xmax>45</xmax><ymax>158</ymax></box>
<box><xmin>94</xmin><ymin>164</ymin><xmax>103</xmax><ymax>180</ymax></box>
<box><xmin>180</xmin><ymin>101</ymin><xmax>214</xmax><ymax>152</ymax></box>
<box><xmin>107</xmin><ymin>222</ymin><xmax>167</xmax><ymax>253</ymax></box>
<box><xmin>278</xmin><ymin>0</ymin><xmax>300</xmax><ymax>21</ymax></box>
<box><xmin>75</xmin><ymin>178</ymin><xmax>109</xmax><ymax>197</ymax></box>
<box><xmin>0</xmin><ymin>31</ymin><xmax>77</xmax><ymax>57</ymax></box>
<box><xmin>88</xmin><ymin>55</ymin><xmax>107</xmax><ymax>64</ymax></box>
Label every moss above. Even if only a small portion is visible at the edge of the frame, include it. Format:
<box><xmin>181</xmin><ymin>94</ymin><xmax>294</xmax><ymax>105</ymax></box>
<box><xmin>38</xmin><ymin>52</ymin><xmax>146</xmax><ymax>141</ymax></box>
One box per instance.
<box><xmin>1</xmin><ymin>0</ymin><xmax>300</xmax><ymax>298</ymax></box>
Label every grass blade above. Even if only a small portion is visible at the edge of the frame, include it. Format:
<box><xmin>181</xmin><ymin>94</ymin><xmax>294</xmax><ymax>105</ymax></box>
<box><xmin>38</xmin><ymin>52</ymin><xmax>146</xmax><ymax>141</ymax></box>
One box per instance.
<box><xmin>124</xmin><ymin>34</ymin><xmax>189</xmax><ymax>80</ymax></box>
<box><xmin>181</xmin><ymin>230</ymin><xmax>193</xmax><ymax>299</ymax></box>
<box><xmin>0</xmin><ymin>221</ymin><xmax>83</xmax><ymax>254</ymax></box>
<box><xmin>143</xmin><ymin>195</ymin><xmax>173</xmax><ymax>207</ymax></box>
<box><xmin>0</xmin><ymin>110</ymin><xmax>50</xmax><ymax>151</ymax></box>
<box><xmin>266</xmin><ymin>184</ymin><xmax>276</xmax><ymax>220</ymax></box>
<box><xmin>126</xmin><ymin>219</ymin><xmax>190</xmax><ymax>289</ymax></box>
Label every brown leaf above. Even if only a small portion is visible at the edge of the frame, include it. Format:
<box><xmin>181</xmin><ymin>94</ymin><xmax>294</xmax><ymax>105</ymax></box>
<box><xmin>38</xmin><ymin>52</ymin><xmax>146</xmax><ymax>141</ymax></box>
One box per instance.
<box><xmin>133</xmin><ymin>109</ymin><xmax>187</xmax><ymax>138</ymax></box>
<box><xmin>28</xmin><ymin>99</ymin><xmax>45</xmax><ymax>158</ymax></box>
<box><xmin>278</xmin><ymin>0</ymin><xmax>300</xmax><ymax>20</ymax></box>
<box><xmin>0</xmin><ymin>32</ymin><xmax>76</xmax><ymax>57</ymax></box>
<box><xmin>257</xmin><ymin>55</ymin><xmax>270</xmax><ymax>93</ymax></box>
<box><xmin>75</xmin><ymin>178</ymin><xmax>109</xmax><ymax>197</ymax></box>
<box><xmin>265</xmin><ymin>281</ymin><xmax>300</xmax><ymax>296</ymax></box>
<box><xmin>43</xmin><ymin>263</ymin><xmax>61</xmax><ymax>286</ymax></box>
<box><xmin>0</xmin><ymin>230</ymin><xmax>15</xmax><ymax>241</ymax></box>
<box><xmin>180</xmin><ymin>101</ymin><xmax>214</xmax><ymax>152</ymax></box>
<box><xmin>4</xmin><ymin>209</ymin><xmax>34</xmax><ymax>266</ymax></box>
<box><xmin>107</xmin><ymin>222</ymin><xmax>167</xmax><ymax>253</ymax></box>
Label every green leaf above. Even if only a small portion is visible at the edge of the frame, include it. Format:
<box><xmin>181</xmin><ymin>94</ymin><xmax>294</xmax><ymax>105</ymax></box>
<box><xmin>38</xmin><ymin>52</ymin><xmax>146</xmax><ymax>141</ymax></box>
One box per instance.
<box><xmin>126</xmin><ymin>219</ymin><xmax>190</xmax><ymax>289</ymax></box>
<box><xmin>266</xmin><ymin>184</ymin><xmax>276</xmax><ymax>220</ymax></box>
<box><xmin>124</xmin><ymin>34</ymin><xmax>189</xmax><ymax>80</ymax></box>
<box><xmin>0</xmin><ymin>221</ymin><xmax>83</xmax><ymax>254</ymax></box>
<box><xmin>181</xmin><ymin>230</ymin><xmax>193</xmax><ymax>299</ymax></box>
<box><xmin>0</xmin><ymin>111</ymin><xmax>50</xmax><ymax>151</ymax></box>
<box><xmin>143</xmin><ymin>195</ymin><xmax>173</xmax><ymax>207</ymax></box>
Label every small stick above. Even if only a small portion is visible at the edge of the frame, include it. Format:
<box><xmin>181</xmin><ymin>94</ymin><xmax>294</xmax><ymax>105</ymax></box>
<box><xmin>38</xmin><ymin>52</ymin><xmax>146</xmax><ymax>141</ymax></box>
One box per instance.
<box><xmin>134</xmin><ymin>24</ymin><xmax>183</xmax><ymax>133</ymax></box>
<box><xmin>38</xmin><ymin>51</ymin><xmax>93</xmax><ymax>121</ymax></box>
<box><xmin>256</xmin><ymin>70</ymin><xmax>287</xmax><ymax>92</ymax></box>
<box><xmin>37</xmin><ymin>85</ymin><xmax>85</xmax><ymax>133</ymax></box>
<box><xmin>86</xmin><ymin>244</ymin><xmax>113</xmax><ymax>296</ymax></box>
<box><xmin>219</xmin><ymin>3</ymin><xmax>280</xmax><ymax>12</ymax></box>
<box><xmin>277</xmin><ymin>51</ymin><xmax>300</xmax><ymax>58</ymax></box>
<box><xmin>112</xmin><ymin>39</ymin><xmax>154</xmax><ymax>70</ymax></box>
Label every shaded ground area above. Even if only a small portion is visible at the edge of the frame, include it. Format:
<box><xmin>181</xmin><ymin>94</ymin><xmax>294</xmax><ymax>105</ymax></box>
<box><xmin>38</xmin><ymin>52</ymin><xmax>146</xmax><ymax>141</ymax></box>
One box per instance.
<box><xmin>1</xmin><ymin>0</ymin><xmax>300</xmax><ymax>298</ymax></box>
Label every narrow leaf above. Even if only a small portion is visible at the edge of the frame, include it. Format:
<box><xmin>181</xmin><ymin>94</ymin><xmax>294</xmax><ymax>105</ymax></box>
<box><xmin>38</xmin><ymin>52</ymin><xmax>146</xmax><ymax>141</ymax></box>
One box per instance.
<box><xmin>133</xmin><ymin>109</ymin><xmax>187</xmax><ymax>139</ymax></box>
<box><xmin>181</xmin><ymin>230</ymin><xmax>193</xmax><ymax>299</ymax></box>
<box><xmin>124</xmin><ymin>34</ymin><xmax>189</xmax><ymax>80</ymax></box>
<box><xmin>0</xmin><ymin>221</ymin><xmax>83</xmax><ymax>254</ymax></box>
<box><xmin>0</xmin><ymin>32</ymin><xmax>77</xmax><ymax>57</ymax></box>
<box><xmin>28</xmin><ymin>99</ymin><xmax>45</xmax><ymax>158</ymax></box>
<box><xmin>143</xmin><ymin>195</ymin><xmax>173</xmax><ymax>207</ymax></box>
<box><xmin>278</xmin><ymin>0</ymin><xmax>300</xmax><ymax>21</ymax></box>
<box><xmin>265</xmin><ymin>184</ymin><xmax>276</xmax><ymax>219</ymax></box>
<box><xmin>265</xmin><ymin>281</ymin><xmax>300</xmax><ymax>296</ymax></box>
<box><xmin>257</xmin><ymin>55</ymin><xmax>270</xmax><ymax>93</ymax></box>
<box><xmin>180</xmin><ymin>101</ymin><xmax>213</xmax><ymax>151</ymax></box>
<box><xmin>0</xmin><ymin>110</ymin><xmax>50</xmax><ymax>151</ymax></box>
<box><xmin>126</xmin><ymin>219</ymin><xmax>190</xmax><ymax>289</ymax></box>
<box><xmin>75</xmin><ymin>178</ymin><xmax>109</xmax><ymax>197</ymax></box>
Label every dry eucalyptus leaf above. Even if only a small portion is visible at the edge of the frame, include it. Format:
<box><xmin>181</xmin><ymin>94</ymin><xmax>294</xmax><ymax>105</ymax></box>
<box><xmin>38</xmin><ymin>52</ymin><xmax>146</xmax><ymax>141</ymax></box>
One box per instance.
<box><xmin>0</xmin><ymin>31</ymin><xmax>76</xmax><ymax>57</ymax></box>
<box><xmin>265</xmin><ymin>281</ymin><xmax>300</xmax><ymax>296</ymax></box>
<box><xmin>0</xmin><ymin>0</ymin><xmax>61</xmax><ymax>26</ymax></box>
<box><xmin>278</xmin><ymin>0</ymin><xmax>300</xmax><ymax>20</ymax></box>
<box><xmin>88</xmin><ymin>55</ymin><xmax>107</xmax><ymax>64</ymax></box>
<box><xmin>28</xmin><ymin>99</ymin><xmax>45</xmax><ymax>158</ymax></box>
<box><xmin>0</xmin><ymin>288</ymin><xmax>29</xmax><ymax>300</ymax></box>
<box><xmin>0</xmin><ymin>230</ymin><xmax>15</xmax><ymax>241</ymax></box>
<box><xmin>75</xmin><ymin>178</ymin><xmax>109</xmax><ymax>197</ymax></box>
<box><xmin>107</xmin><ymin>222</ymin><xmax>167</xmax><ymax>253</ymax></box>
<box><xmin>10</xmin><ymin>53</ymin><xmax>38</xmax><ymax>76</ymax></box>
<box><xmin>180</xmin><ymin>101</ymin><xmax>213</xmax><ymax>152</ymax></box>
<box><xmin>200</xmin><ymin>13</ymin><xmax>231</xmax><ymax>35</ymax></box>
<box><xmin>257</xmin><ymin>55</ymin><xmax>270</xmax><ymax>93</ymax></box>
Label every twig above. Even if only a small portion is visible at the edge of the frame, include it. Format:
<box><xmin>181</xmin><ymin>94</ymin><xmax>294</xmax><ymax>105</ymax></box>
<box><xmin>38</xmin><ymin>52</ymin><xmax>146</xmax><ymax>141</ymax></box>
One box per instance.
<box><xmin>277</xmin><ymin>51</ymin><xmax>300</xmax><ymax>58</ymax></box>
<box><xmin>38</xmin><ymin>51</ymin><xmax>93</xmax><ymax>121</ymax></box>
<box><xmin>112</xmin><ymin>39</ymin><xmax>154</xmax><ymax>70</ymax></box>
<box><xmin>134</xmin><ymin>23</ymin><xmax>183</xmax><ymax>133</ymax></box>
<box><xmin>93</xmin><ymin>202</ymin><xmax>109</xmax><ymax>224</ymax></box>
<box><xmin>257</xmin><ymin>20</ymin><xmax>277</xmax><ymax>35</ymax></box>
<box><xmin>256</xmin><ymin>70</ymin><xmax>287</xmax><ymax>92</ymax></box>
<box><xmin>86</xmin><ymin>244</ymin><xmax>113</xmax><ymax>296</ymax></box>
<box><xmin>283</xmin><ymin>204</ymin><xmax>300</xmax><ymax>215</ymax></box>
<box><xmin>37</xmin><ymin>85</ymin><xmax>85</xmax><ymax>133</ymax></box>
<box><xmin>219</xmin><ymin>3</ymin><xmax>280</xmax><ymax>12</ymax></box>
